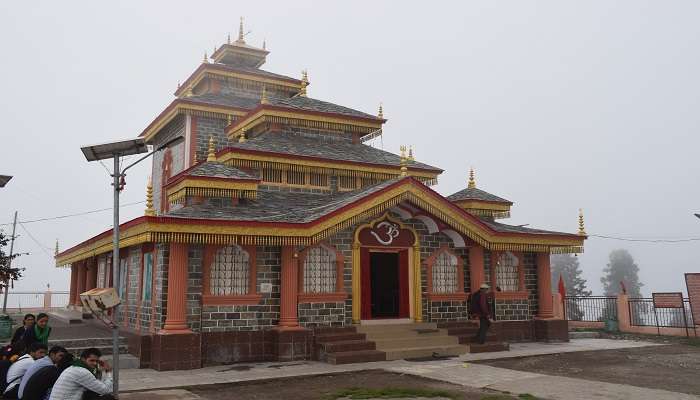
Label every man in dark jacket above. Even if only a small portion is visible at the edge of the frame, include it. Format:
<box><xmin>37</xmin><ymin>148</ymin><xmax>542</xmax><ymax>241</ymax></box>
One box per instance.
<box><xmin>471</xmin><ymin>283</ymin><xmax>494</xmax><ymax>344</ymax></box>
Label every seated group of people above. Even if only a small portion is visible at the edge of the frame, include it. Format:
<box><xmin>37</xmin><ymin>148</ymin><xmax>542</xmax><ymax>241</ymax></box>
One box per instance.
<box><xmin>3</xmin><ymin>314</ymin><xmax>114</xmax><ymax>400</ymax></box>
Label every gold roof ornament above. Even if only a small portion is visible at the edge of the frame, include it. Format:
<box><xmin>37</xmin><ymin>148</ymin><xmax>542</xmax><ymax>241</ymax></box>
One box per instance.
<box><xmin>54</xmin><ymin>239</ymin><xmax>59</xmax><ymax>257</ymax></box>
<box><xmin>299</xmin><ymin>70</ymin><xmax>308</xmax><ymax>97</ymax></box>
<box><xmin>177</xmin><ymin>81</ymin><xmax>181</xmax><ymax>90</ymax></box>
<box><xmin>227</xmin><ymin>33</ymin><xmax>231</xmax><ymax>45</ymax></box>
<box><xmin>400</xmin><ymin>145</ymin><xmax>408</xmax><ymax>176</ymax></box>
<box><xmin>468</xmin><ymin>167</ymin><xmax>476</xmax><ymax>189</ymax></box>
<box><xmin>262</xmin><ymin>39</ymin><xmax>266</xmax><ymax>50</ymax></box>
<box><xmin>226</xmin><ymin>114</ymin><xmax>232</xmax><ymax>126</ymax></box>
<box><xmin>378</xmin><ymin>102</ymin><xmax>384</xmax><ymax>119</ymax></box>
<box><xmin>203</xmin><ymin>52</ymin><xmax>209</xmax><ymax>63</ymax></box>
<box><xmin>408</xmin><ymin>146</ymin><xmax>414</xmax><ymax>161</ymax></box>
<box><xmin>145</xmin><ymin>177</ymin><xmax>155</xmax><ymax>216</ymax></box>
<box><xmin>260</xmin><ymin>85</ymin><xmax>269</xmax><ymax>104</ymax></box>
<box><xmin>237</xmin><ymin>17</ymin><xmax>245</xmax><ymax>43</ymax></box>
<box><xmin>207</xmin><ymin>136</ymin><xmax>216</xmax><ymax>161</ymax></box>
<box><xmin>239</xmin><ymin>129</ymin><xmax>247</xmax><ymax>143</ymax></box>
<box><xmin>185</xmin><ymin>85</ymin><xmax>194</xmax><ymax>97</ymax></box>
<box><xmin>578</xmin><ymin>208</ymin><xmax>587</xmax><ymax>236</ymax></box>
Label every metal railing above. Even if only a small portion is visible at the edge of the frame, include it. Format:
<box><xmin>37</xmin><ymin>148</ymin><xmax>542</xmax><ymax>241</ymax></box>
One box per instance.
<box><xmin>0</xmin><ymin>291</ymin><xmax>70</xmax><ymax>312</ymax></box>
<box><xmin>628</xmin><ymin>298</ymin><xmax>694</xmax><ymax>328</ymax></box>
<box><xmin>564</xmin><ymin>296</ymin><xmax>618</xmax><ymax>321</ymax></box>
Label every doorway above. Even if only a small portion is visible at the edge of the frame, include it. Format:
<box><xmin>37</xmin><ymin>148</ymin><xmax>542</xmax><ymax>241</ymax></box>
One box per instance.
<box><xmin>370</xmin><ymin>252</ymin><xmax>400</xmax><ymax>318</ymax></box>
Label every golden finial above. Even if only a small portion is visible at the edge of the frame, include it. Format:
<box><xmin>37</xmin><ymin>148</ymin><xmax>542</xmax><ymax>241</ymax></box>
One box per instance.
<box><xmin>226</xmin><ymin>114</ymin><xmax>232</xmax><ymax>126</ymax></box>
<box><xmin>262</xmin><ymin>39</ymin><xmax>266</xmax><ymax>50</ymax></box>
<box><xmin>227</xmin><ymin>33</ymin><xmax>231</xmax><ymax>45</ymax></box>
<box><xmin>260</xmin><ymin>85</ymin><xmax>269</xmax><ymax>104</ymax></box>
<box><xmin>54</xmin><ymin>239</ymin><xmax>59</xmax><ymax>257</ymax></box>
<box><xmin>299</xmin><ymin>70</ymin><xmax>308</xmax><ymax>97</ymax></box>
<box><xmin>177</xmin><ymin>81</ymin><xmax>181</xmax><ymax>90</ymax></box>
<box><xmin>207</xmin><ymin>136</ymin><xmax>216</xmax><ymax>161</ymax></box>
<box><xmin>468</xmin><ymin>167</ymin><xmax>476</xmax><ymax>189</ymax></box>
<box><xmin>237</xmin><ymin>17</ymin><xmax>245</xmax><ymax>43</ymax></box>
<box><xmin>578</xmin><ymin>208</ymin><xmax>586</xmax><ymax>236</ymax></box>
<box><xmin>203</xmin><ymin>52</ymin><xmax>209</xmax><ymax>63</ymax></box>
<box><xmin>400</xmin><ymin>145</ymin><xmax>408</xmax><ymax>176</ymax></box>
<box><xmin>408</xmin><ymin>146</ymin><xmax>414</xmax><ymax>161</ymax></box>
<box><xmin>238</xmin><ymin>129</ymin><xmax>247</xmax><ymax>143</ymax></box>
<box><xmin>185</xmin><ymin>85</ymin><xmax>194</xmax><ymax>97</ymax></box>
<box><xmin>145</xmin><ymin>177</ymin><xmax>155</xmax><ymax>216</ymax></box>
<box><xmin>378</xmin><ymin>102</ymin><xmax>384</xmax><ymax>119</ymax></box>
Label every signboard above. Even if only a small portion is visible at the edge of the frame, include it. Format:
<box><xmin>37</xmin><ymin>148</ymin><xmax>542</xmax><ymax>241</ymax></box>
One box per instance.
<box><xmin>685</xmin><ymin>273</ymin><xmax>700</xmax><ymax>324</ymax></box>
<box><xmin>652</xmin><ymin>292</ymin><xmax>684</xmax><ymax>309</ymax></box>
<box><xmin>358</xmin><ymin>218</ymin><xmax>415</xmax><ymax>248</ymax></box>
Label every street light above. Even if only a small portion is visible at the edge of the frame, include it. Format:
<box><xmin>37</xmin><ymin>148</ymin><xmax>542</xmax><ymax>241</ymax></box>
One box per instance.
<box><xmin>0</xmin><ymin>175</ymin><xmax>12</xmax><ymax>188</ymax></box>
<box><xmin>695</xmin><ymin>213</ymin><xmax>700</xmax><ymax>220</ymax></box>
<box><xmin>79</xmin><ymin>135</ymin><xmax>183</xmax><ymax>396</ymax></box>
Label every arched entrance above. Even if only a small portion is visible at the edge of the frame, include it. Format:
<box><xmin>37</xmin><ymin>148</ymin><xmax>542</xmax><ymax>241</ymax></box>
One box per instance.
<box><xmin>352</xmin><ymin>214</ymin><xmax>422</xmax><ymax>323</ymax></box>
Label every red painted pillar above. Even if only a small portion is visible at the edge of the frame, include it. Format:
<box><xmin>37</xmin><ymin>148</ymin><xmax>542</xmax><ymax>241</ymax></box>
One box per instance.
<box><xmin>162</xmin><ymin>243</ymin><xmax>190</xmax><ymax>333</ymax></box>
<box><xmin>278</xmin><ymin>246</ymin><xmax>301</xmax><ymax>329</ymax></box>
<box><xmin>536</xmin><ymin>253</ymin><xmax>554</xmax><ymax>319</ymax></box>
<box><xmin>86</xmin><ymin>259</ymin><xmax>98</xmax><ymax>291</ymax></box>
<box><xmin>69</xmin><ymin>264</ymin><xmax>78</xmax><ymax>306</ymax></box>
<box><xmin>76</xmin><ymin>262</ymin><xmax>86</xmax><ymax>306</ymax></box>
<box><xmin>469</xmin><ymin>246</ymin><xmax>485</xmax><ymax>294</ymax></box>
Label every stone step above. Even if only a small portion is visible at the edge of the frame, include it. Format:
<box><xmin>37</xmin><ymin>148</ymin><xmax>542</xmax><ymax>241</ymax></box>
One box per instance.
<box><xmin>468</xmin><ymin>342</ymin><xmax>510</xmax><ymax>353</ymax></box>
<box><xmin>373</xmin><ymin>335</ymin><xmax>459</xmax><ymax>350</ymax></box>
<box><xmin>384</xmin><ymin>344</ymin><xmax>467</xmax><ymax>361</ymax></box>
<box><xmin>65</xmin><ymin>344</ymin><xmax>130</xmax><ymax>356</ymax></box>
<box><xmin>51</xmin><ymin>337</ymin><xmax>128</xmax><ymax>349</ymax></box>
<box><xmin>456</xmin><ymin>334</ymin><xmax>499</xmax><ymax>345</ymax></box>
<box><xmin>321</xmin><ymin>339</ymin><xmax>376</xmax><ymax>353</ymax></box>
<box><xmin>48</xmin><ymin>310</ymin><xmax>84</xmax><ymax>325</ymax></box>
<box><xmin>326</xmin><ymin>349</ymin><xmax>386</xmax><ymax>365</ymax></box>
<box><xmin>313</xmin><ymin>326</ymin><xmax>357</xmax><ymax>335</ymax></box>
<box><xmin>357</xmin><ymin>328</ymin><xmax>445</xmax><ymax>339</ymax></box>
<box><xmin>316</xmin><ymin>332</ymin><xmax>366</xmax><ymax>343</ymax></box>
<box><xmin>101</xmin><ymin>354</ymin><xmax>140</xmax><ymax>369</ymax></box>
<box><xmin>356</xmin><ymin>322</ymin><xmax>438</xmax><ymax>333</ymax></box>
<box><xmin>569</xmin><ymin>331</ymin><xmax>601</xmax><ymax>339</ymax></box>
<box><xmin>436</xmin><ymin>321</ymin><xmax>478</xmax><ymax>329</ymax></box>
<box><xmin>446</xmin><ymin>326</ymin><xmax>480</xmax><ymax>335</ymax></box>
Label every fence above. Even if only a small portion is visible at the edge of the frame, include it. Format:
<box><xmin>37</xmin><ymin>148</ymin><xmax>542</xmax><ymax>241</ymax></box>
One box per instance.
<box><xmin>628</xmin><ymin>298</ymin><xmax>694</xmax><ymax>328</ymax></box>
<box><xmin>564</xmin><ymin>296</ymin><xmax>618</xmax><ymax>322</ymax></box>
<box><xmin>0</xmin><ymin>291</ymin><xmax>70</xmax><ymax>312</ymax></box>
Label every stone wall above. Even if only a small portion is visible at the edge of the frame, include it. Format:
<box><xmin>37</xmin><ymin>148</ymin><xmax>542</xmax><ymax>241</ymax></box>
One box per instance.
<box><xmin>298</xmin><ymin>302</ymin><xmax>345</xmax><ymax>327</ymax></box>
<box><xmin>152</xmin><ymin>116</ymin><xmax>186</xmax><ymax>214</ymax></box>
<box><xmin>524</xmin><ymin>252</ymin><xmax>539</xmax><ymax>318</ymax></box>
<box><xmin>494</xmin><ymin>299</ymin><xmax>529</xmax><ymax>321</ymax></box>
<box><xmin>428</xmin><ymin>300</ymin><xmax>469</xmax><ymax>321</ymax></box>
<box><xmin>193</xmin><ymin>116</ymin><xmax>233</xmax><ymax>163</ymax></box>
<box><xmin>125</xmin><ymin>246</ymin><xmax>142</xmax><ymax>328</ymax></box>
<box><xmin>152</xmin><ymin>243</ymin><xmax>169</xmax><ymax>331</ymax></box>
<box><xmin>186</xmin><ymin>245</ymin><xmax>203</xmax><ymax>332</ymax></box>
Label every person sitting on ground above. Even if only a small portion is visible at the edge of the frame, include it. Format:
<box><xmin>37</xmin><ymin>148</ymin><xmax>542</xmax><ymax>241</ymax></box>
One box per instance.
<box><xmin>49</xmin><ymin>348</ymin><xmax>113</xmax><ymax>400</ymax></box>
<box><xmin>470</xmin><ymin>283</ymin><xmax>494</xmax><ymax>345</ymax></box>
<box><xmin>3</xmin><ymin>342</ymin><xmax>48</xmax><ymax>399</ymax></box>
<box><xmin>17</xmin><ymin>346</ymin><xmax>67</xmax><ymax>400</ymax></box>
<box><xmin>23</xmin><ymin>314</ymin><xmax>51</xmax><ymax>347</ymax></box>
<box><xmin>10</xmin><ymin>315</ymin><xmax>35</xmax><ymax>353</ymax></box>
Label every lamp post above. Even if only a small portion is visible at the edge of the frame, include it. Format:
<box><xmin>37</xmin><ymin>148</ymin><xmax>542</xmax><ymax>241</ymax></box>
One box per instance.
<box><xmin>80</xmin><ymin>135</ymin><xmax>182</xmax><ymax>396</ymax></box>
<box><xmin>695</xmin><ymin>213</ymin><xmax>700</xmax><ymax>220</ymax></box>
<box><xmin>0</xmin><ymin>175</ymin><xmax>12</xmax><ymax>188</ymax></box>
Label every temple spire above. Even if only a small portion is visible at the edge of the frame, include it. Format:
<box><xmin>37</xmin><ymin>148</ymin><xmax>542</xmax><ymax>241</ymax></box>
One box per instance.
<box><xmin>239</xmin><ymin>129</ymin><xmax>247</xmax><ymax>143</ymax></box>
<box><xmin>578</xmin><ymin>208</ymin><xmax>586</xmax><ymax>236</ymax></box>
<box><xmin>262</xmin><ymin>38</ymin><xmax>266</xmax><ymax>50</ymax></box>
<box><xmin>400</xmin><ymin>145</ymin><xmax>408</xmax><ymax>176</ymax></box>
<box><xmin>54</xmin><ymin>239</ymin><xmax>59</xmax><ymax>257</ymax></box>
<box><xmin>207</xmin><ymin>136</ymin><xmax>216</xmax><ymax>161</ymax></box>
<box><xmin>203</xmin><ymin>51</ymin><xmax>209</xmax><ymax>63</ymax></box>
<box><xmin>378</xmin><ymin>102</ymin><xmax>383</xmax><ymax>119</ymax></box>
<box><xmin>468</xmin><ymin>167</ymin><xmax>476</xmax><ymax>189</ymax></box>
<box><xmin>227</xmin><ymin>32</ymin><xmax>231</xmax><ymax>45</ymax></box>
<box><xmin>408</xmin><ymin>146</ymin><xmax>414</xmax><ymax>161</ymax></box>
<box><xmin>237</xmin><ymin>17</ymin><xmax>245</xmax><ymax>43</ymax></box>
<box><xmin>145</xmin><ymin>177</ymin><xmax>155</xmax><ymax>216</ymax></box>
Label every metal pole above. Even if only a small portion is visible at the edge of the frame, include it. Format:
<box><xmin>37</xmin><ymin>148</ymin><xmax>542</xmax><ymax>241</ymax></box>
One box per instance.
<box><xmin>2</xmin><ymin>211</ymin><xmax>18</xmax><ymax>314</ymax></box>
<box><xmin>112</xmin><ymin>156</ymin><xmax>120</xmax><ymax>397</ymax></box>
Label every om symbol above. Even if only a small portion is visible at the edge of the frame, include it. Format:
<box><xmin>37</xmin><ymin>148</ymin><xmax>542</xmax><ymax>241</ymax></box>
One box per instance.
<box><xmin>370</xmin><ymin>222</ymin><xmax>400</xmax><ymax>245</ymax></box>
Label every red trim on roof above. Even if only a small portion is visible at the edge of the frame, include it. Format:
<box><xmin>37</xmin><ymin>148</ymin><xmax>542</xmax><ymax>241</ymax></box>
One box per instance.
<box><xmin>139</xmin><ymin>98</ymin><xmax>250</xmax><ymax>138</ymax></box>
<box><xmin>174</xmin><ymin>64</ymin><xmax>301</xmax><ymax>97</ymax></box>
<box><xmin>165</xmin><ymin>161</ymin><xmax>260</xmax><ymax>187</ymax></box>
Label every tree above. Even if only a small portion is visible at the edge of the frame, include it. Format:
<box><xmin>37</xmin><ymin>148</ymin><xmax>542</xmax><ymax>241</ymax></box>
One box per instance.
<box><xmin>551</xmin><ymin>254</ymin><xmax>591</xmax><ymax>297</ymax></box>
<box><xmin>0</xmin><ymin>230</ymin><xmax>24</xmax><ymax>290</ymax></box>
<box><xmin>601</xmin><ymin>249</ymin><xmax>643</xmax><ymax>298</ymax></box>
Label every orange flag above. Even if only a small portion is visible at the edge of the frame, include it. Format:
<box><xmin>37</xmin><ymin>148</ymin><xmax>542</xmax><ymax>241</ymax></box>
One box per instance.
<box><xmin>558</xmin><ymin>274</ymin><xmax>566</xmax><ymax>298</ymax></box>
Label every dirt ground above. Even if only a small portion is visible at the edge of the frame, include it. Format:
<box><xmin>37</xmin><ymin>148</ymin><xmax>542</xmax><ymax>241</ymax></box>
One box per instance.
<box><xmin>476</xmin><ymin>343</ymin><xmax>700</xmax><ymax>395</ymax></box>
<box><xmin>186</xmin><ymin>370</ymin><xmax>525</xmax><ymax>400</ymax></box>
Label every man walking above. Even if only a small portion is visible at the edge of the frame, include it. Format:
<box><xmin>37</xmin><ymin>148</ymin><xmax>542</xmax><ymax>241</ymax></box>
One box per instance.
<box><xmin>470</xmin><ymin>283</ymin><xmax>494</xmax><ymax>344</ymax></box>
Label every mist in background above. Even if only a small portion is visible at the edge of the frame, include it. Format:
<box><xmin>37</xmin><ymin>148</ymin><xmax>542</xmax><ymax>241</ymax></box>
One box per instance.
<box><xmin>1</xmin><ymin>1</ymin><xmax>699</xmax><ymax>294</ymax></box>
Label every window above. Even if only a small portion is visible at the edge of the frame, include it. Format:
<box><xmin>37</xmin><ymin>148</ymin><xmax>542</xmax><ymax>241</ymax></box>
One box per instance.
<box><xmin>262</xmin><ymin>168</ymin><xmax>283</xmax><ymax>183</ymax></box>
<box><xmin>142</xmin><ymin>252</ymin><xmax>153</xmax><ymax>301</ymax></box>
<box><xmin>432</xmin><ymin>251</ymin><xmax>458</xmax><ymax>294</ymax></box>
<box><xmin>97</xmin><ymin>257</ymin><xmax>106</xmax><ymax>288</ymax></box>
<box><xmin>287</xmin><ymin>170</ymin><xmax>306</xmax><ymax>185</ymax></box>
<box><xmin>496</xmin><ymin>252</ymin><xmax>519</xmax><ymax>291</ymax></box>
<box><xmin>210</xmin><ymin>245</ymin><xmax>250</xmax><ymax>295</ymax></box>
<box><xmin>303</xmin><ymin>245</ymin><xmax>337</xmax><ymax>293</ymax></box>
<box><xmin>309</xmin><ymin>172</ymin><xmax>328</xmax><ymax>187</ymax></box>
<box><xmin>338</xmin><ymin>175</ymin><xmax>356</xmax><ymax>190</ymax></box>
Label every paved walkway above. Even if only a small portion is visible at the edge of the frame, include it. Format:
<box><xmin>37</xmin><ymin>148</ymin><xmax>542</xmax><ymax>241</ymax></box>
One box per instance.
<box><xmin>120</xmin><ymin>339</ymin><xmax>698</xmax><ymax>400</ymax></box>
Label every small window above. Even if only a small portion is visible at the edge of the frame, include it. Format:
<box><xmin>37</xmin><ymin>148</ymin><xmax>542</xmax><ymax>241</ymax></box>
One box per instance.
<box><xmin>97</xmin><ymin>257</ymin><xmax>106</xmax><ymax>288</ymax></box>
<box><xmin>432</xmin><ymin>251</ymin><xmax>458</xmax><ymax>294</ymax></box>
<box><xmin>287</xmin><ymin>170</ymin><xmax>306</xmax><ymax>185</ymax></box>
<box><xmin>496</xmin><ymin>252</ymin><xmax>519</xmax><ymax>291</ymax></box>
<box><xmin>262</xmin><ymin>168</ymin><xmax>283</xmax><ymax>183</ymax></box>
<box><xmin>210</xmin><ymin>245</ymin><xmax>250</xmax><ymax>295</ymax></box>
<box><xmin>338</xmin><ymin>175</ymin><xmax>356</xmax><ymax>190</ymax></box>
<box><xmin>142</xmin><ymin>252</ymin><xmax>153</xmax><ymax>301</ymax></box>
<box><xmin>303</xmin><ymin>245</ymin><xmax>337</xmax><ymax>293</ymax></box>
<box><xmin>309</xmin><ymin>172</ymin><xmax>328</xmax><ymax>187</ymax></box>
<box><xmin>118</xmin><ymin>258</ymin><xmax>128</xmax><ymax>300</ymax></box>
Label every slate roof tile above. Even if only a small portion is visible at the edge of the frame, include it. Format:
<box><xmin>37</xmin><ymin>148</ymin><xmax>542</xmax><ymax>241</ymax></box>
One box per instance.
<box><xmin>446</xmin><ymin>187</ymin><xmax>511</xmax><ymax>204</ymax></box>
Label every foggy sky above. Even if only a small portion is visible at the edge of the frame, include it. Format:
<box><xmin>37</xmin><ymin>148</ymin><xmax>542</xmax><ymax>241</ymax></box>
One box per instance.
<box><xmin>1</xmin><ymin>1</ymin><xmax>699</xmax><ymax>295</ymax></box>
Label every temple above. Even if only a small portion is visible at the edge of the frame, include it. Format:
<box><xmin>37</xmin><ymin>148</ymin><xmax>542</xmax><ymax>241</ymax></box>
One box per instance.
<box><xmin>56</xmin><ymin>20</ymin><xmax>586</xmax><ymax>370</ymax></box>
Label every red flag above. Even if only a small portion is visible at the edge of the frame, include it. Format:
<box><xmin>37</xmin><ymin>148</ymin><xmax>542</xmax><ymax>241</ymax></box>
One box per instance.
<box><xmin>558</xmin><ymin>274</ymin><xmax>566</xmax><ymax>298</ymax></box>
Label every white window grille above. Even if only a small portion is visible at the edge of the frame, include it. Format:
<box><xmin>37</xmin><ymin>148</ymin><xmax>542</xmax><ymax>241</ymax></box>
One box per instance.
<box><xmin>496</xmin><ymin>252</ymin><xmax>519</xmax><ymax>291</ymax></box>
<box><xmin>432</xmin><ymin>251</ymin><xmax>458</xmax><ymax>294</ymax></box>
<box><xmin>303</xmin><ymin>245</ymin><xmax>337</xmax><ymax>293</ymax></box>
<box><xmin>97</xmin><ymin>257</ymin><xmax>106</xmax><ymax>288</ymax></box>
<box><xmin>210</xmin><ymin>245</ymin><xmax>250</xmax><ymax>295</ymax></box>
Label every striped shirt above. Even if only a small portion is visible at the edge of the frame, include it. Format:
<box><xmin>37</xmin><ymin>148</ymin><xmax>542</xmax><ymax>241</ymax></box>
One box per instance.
<box><xmin>48</xmin><ymin>366</ymin><xmax>112</xmax><ymax>400</ymax></box>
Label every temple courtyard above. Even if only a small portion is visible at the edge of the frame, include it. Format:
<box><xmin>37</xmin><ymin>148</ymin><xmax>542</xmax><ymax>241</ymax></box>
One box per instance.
<box><xmin>116</xmin><ymin>338</ymin><xmax>700</xmax><ymax>400</ymax></box>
